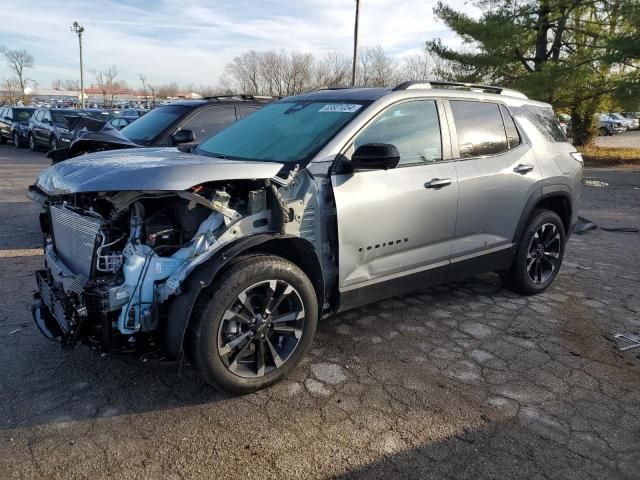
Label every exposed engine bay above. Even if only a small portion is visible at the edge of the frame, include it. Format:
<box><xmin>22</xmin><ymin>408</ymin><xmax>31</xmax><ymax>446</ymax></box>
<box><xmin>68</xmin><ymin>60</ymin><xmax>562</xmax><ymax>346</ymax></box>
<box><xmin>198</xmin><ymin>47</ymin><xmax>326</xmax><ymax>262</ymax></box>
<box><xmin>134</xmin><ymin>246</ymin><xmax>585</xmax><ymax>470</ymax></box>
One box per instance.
<box><xmin>29</xmin><ymin>166</ymin><xmax>334</xmax><ymax>358</ymax></box>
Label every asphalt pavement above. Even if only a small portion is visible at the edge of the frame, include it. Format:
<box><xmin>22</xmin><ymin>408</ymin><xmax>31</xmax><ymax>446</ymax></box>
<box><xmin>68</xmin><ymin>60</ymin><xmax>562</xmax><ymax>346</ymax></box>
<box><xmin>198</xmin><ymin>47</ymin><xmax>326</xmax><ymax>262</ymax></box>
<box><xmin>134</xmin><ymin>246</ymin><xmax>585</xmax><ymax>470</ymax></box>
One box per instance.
<box><xmin>0</xmin><ymin>144</ymin><xmax>639</xmax><ymax>480</ymax></box>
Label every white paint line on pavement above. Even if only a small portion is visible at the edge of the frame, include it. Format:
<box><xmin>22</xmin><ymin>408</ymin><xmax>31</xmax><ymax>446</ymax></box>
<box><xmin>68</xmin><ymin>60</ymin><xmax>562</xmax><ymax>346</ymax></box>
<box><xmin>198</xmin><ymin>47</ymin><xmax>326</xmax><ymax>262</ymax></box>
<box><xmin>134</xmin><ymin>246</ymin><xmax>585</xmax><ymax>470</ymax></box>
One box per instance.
<box><xmin>0</xmin><ymin>248</ymin><xmax>42</xmax><ymax>258</ymax></box>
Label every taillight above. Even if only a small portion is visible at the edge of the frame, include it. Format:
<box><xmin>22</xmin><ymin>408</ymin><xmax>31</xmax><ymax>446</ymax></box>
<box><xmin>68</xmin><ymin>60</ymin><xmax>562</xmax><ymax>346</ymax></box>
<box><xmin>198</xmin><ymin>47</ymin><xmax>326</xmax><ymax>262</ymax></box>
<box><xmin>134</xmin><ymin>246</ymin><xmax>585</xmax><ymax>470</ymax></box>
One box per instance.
<box><xmin>570</xmin><ymin>152</ymin><xmax>584</xmax><ymax>165</ymax></box>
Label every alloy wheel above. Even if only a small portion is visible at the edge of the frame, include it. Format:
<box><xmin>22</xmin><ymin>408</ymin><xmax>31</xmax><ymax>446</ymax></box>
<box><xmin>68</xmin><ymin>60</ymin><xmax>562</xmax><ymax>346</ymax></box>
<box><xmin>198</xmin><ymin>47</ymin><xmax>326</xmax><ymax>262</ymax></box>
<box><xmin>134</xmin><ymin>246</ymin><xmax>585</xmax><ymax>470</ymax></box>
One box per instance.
<box><xmin>526</xmin><ymin>223</ymin><xmax>561</xmax><ymax>284</ymax></box>
<box><xmin>217</xmin><ymin>280</ymin><xmax>305</xmax><ymax>378</ymax></box>
<box><xmin>29</xmin><ymin>135</ymin><xmax>35</xmax><ymax>150</ymax></box>
<box><xmin>50</xmin><ymin>138</ymin><xmax>57</xmax><ymax>150</ymax></box>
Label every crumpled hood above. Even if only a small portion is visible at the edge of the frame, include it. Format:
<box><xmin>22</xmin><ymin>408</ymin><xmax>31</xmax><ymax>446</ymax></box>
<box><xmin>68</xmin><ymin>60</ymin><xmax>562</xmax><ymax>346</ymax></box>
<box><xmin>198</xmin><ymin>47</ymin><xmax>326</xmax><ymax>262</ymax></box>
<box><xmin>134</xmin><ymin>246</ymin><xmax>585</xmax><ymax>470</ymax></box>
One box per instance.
<box><xmin>36</xmin><ymin>147</ymin><xmax>285</xmax><ymax>195</ymax></box>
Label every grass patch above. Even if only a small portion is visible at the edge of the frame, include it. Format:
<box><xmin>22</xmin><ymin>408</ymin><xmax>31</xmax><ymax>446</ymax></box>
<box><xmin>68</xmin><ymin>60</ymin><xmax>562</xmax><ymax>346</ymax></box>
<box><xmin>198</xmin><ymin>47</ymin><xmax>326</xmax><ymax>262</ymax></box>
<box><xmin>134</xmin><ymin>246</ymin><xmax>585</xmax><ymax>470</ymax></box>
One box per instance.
<box><xmin>578</xmin><ymin>145</ymin><xmax>640</xmax><ymax>167</ymax></box>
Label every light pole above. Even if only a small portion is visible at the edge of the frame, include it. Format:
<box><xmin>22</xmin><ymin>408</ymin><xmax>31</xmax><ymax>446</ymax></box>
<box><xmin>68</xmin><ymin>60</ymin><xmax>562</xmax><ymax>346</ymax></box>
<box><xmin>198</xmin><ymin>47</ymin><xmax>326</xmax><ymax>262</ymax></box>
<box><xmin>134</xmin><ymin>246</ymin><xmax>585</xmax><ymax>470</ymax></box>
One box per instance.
<box><xmin>351</xmin><ymin>0</ymin><xmax>360</xmax><ymax>87</ymax></box>
<box><xmin>70</xmin><ymin>22</ymin><xmax>85</xmax><ymax>108</ymax></box>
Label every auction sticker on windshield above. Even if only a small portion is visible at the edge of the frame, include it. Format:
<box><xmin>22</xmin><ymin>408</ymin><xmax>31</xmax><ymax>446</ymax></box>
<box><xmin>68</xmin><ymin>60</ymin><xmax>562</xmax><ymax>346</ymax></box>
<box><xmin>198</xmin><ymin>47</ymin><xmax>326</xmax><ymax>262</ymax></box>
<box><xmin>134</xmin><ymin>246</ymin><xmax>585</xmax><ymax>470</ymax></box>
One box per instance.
<box><xmin>319</xmin><ymin>104</ymin><xmax>362</xmax><ymax>113</ymax></box>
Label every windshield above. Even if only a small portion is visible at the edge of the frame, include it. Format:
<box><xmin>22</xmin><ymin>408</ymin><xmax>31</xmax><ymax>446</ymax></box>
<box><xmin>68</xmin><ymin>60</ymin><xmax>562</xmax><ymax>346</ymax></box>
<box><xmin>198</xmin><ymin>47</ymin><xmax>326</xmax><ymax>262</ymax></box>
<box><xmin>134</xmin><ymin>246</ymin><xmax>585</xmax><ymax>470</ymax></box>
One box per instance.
<box><xmin>52</xmin><ymin>110</ymin><xmax>80</xmax><ymax>125</ymax></box>
<box><xmin>120</xmin><ymin>105</ymin><xmax>189</xmax><ymax>144</ymax></box>
<box><xmin>197</xmin><ymin>100</ymin><xmax>370</xmax><ymax>163</ymax></box>
<box><xmin>14</xmin><ymin>108</ymin><xmax>34</xmax><ymax>122</ymax></box>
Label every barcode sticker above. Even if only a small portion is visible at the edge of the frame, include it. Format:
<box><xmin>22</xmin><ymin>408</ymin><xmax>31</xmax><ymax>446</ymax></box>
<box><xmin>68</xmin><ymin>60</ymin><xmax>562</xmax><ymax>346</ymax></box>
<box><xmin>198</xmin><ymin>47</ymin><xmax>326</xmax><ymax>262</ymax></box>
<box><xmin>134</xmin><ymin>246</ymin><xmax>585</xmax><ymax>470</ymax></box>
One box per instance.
<box><xmin>319</xmin><ymin>104</ymin><xmax>362</xmax><ymax>113</ymax></box>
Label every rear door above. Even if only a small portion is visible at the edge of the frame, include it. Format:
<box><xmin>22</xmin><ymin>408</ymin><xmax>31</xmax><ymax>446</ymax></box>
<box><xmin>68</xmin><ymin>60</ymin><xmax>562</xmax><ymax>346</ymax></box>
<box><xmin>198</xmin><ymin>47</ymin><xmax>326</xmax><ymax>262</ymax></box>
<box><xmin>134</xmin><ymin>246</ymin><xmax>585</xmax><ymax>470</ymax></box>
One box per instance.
<box><xmin>331</xmin><ymin>99</ymin><xmax>458</xmax><ymax>306</ymax></box>
<box><xmin>446</xmin><ymin>100</ymin><xmax>542</xmax><ymax>276</ymax></box>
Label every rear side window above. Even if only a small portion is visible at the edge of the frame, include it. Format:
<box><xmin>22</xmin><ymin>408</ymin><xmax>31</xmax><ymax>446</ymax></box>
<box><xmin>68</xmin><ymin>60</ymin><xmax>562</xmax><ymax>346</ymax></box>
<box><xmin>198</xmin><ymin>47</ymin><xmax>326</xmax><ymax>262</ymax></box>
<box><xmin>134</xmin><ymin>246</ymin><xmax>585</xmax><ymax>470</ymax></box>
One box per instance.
<box><xmin>515</xmin><ymin>105</ymin><xmax>566</xmax><ymax>142</ymax></box>
<box><xmin>450</xmin><ymin>101</ymin><xmax>508</xmax><ymax>158</ymax></box>
<box><xmin>500</xmin><ymin>105</ymin><xmax>521</xmax><ymax>149</ymax></box>
<box><xmin>181</xmin><ymin>107</ymin><xmax>237</xmax><ymax>142</ymax></box>
<box><xmin>354</xmin><ymin>100</ymin><xmax>442</xmax><ymax>165</ymax></box>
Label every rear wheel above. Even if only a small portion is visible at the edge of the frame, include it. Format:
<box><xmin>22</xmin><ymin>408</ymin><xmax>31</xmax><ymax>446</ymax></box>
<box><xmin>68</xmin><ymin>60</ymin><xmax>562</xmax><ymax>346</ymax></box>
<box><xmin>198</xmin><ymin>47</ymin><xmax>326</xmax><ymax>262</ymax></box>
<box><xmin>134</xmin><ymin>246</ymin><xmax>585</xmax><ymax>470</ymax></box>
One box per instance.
<box><xmin>501</xmin><ymin>210</ymin><xmax>565</xmax><ymax>295</ymax></box>
<box><xmin>187</xmin><ymin>255</ymin><xmax>318</xmax><ymax>393</ymax></box>
<box><xmin>0</xmin><ymin>134</ymin><xmax>6</xmax><ymax>144</ymax></box>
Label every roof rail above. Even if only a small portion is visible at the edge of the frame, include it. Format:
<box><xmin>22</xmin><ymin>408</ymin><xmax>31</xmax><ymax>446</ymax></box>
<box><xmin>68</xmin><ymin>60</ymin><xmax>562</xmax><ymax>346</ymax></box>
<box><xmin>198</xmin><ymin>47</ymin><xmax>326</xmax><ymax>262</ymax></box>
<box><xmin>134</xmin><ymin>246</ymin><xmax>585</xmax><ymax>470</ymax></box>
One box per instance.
<box><xmin>201</xmin><ymin>94</ymin><xmax>280</xmax><ymax>101</ymax></box>
<box><xmin>392</xmin><ymin>81</ymin><xmax>528</xmax><ymax>99</ymax></box>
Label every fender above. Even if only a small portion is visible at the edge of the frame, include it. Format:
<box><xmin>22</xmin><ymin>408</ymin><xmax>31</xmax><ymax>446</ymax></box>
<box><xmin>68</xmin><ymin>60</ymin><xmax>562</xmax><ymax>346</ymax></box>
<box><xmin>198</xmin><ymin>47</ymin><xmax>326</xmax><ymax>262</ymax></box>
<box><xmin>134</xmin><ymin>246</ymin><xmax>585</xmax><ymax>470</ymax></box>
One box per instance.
<box><xmin>512</xmin><ymin>185</ymin><xmax>572</xmax><ymax>243</ymax></box>
<box><xmin>163</xmin><ymin>233</ymin><xmax>324</xmax><ymax>360</ymax></box>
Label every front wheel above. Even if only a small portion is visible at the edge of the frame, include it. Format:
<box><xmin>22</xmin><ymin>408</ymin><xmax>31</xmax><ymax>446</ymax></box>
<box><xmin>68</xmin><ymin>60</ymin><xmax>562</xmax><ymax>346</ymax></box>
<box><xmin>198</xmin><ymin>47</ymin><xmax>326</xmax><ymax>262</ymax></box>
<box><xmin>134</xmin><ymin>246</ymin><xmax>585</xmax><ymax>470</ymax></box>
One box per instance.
<box><xmin>13</xmin><ymin>132</ymin><xmax>22</xmax><ymax>148</ymax></box>
<box><xmin>49</xmin><ymin>136</ymin><xmax>58</xmax><ymax>151</ymax></box>
<box><xmin>501</xmin><ymin>210</ymin><xmax>565</xmax><ymax>295</ymax></box>
<box><xmin>186</xmin><ymin>255</ymin><xmax>318</xmax><ymax>393</ymax></box>
<box><xmin>28</xmin><ymin>134</ymin><xmax>37</xmax><ymax>151</ymax></box>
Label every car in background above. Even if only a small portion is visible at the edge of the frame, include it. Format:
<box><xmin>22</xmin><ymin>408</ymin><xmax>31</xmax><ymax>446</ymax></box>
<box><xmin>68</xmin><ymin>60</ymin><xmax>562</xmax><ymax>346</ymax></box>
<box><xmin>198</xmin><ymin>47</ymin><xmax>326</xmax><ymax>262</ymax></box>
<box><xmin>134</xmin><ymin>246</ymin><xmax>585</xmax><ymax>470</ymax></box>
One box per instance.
<box><xmin>596</xmin><ymin>113</ymin><xmax>625</xmax><ymax>136</ymax></box>
<box><xmin>81</xmin><ymin>109</ymin><xmax>116</xmax><ymax>122</ymax></box>
<box><xmin>63</xmin><ymin>95</ymin><xmax>274</xmax><ymax>159</ymax></box>
<box><xmin>27</xmin><ymin>108</ymin><xmax>83</xmax><ymax>151</ymax></box>
<box><xmin>599</xmin><ymin>112</ymin><xmax>634</xmax><ymax>131</ymax></box>
<box><xmin>0</xmin><ymin>106</ymin><xmax>35</xmax><ymax>147</ymax></box>
<box><xmin>107</xmin><ymin>109</ymin><xmax>146</xmax><ymax>130</ymax></box>
<box><xmin>620</xmin><ymin>112</ymin><xmax>640</xmax><ymax>130</ymax></box>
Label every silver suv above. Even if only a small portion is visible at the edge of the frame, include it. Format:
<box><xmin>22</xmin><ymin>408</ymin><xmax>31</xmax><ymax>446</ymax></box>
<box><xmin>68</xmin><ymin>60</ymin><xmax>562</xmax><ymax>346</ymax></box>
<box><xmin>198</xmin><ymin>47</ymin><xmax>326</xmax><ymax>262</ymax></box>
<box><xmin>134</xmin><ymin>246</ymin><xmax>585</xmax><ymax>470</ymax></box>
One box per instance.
<box><xmin>30</xmin><ymin>81</ymin><xmax>582</xmax><ymax>392</ymax></box>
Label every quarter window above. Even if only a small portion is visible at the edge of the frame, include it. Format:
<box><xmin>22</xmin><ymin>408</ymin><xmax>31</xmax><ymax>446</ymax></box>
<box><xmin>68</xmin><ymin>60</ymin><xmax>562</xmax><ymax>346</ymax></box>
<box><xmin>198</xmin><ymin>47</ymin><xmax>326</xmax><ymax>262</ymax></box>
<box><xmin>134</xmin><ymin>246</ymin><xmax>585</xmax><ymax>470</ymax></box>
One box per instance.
<box><xmin>450</xmin><ymin>101</ymin><xmax>508</xmax><ymax>158</ymax></box>
<box><xmin>500</xmin><ymin>105</ymin><xmax>521</xmax><ymax>149</ymax></box>
<box><xmin>354</xmin><ymin>100</ymin><xmax>442</xmax><ymax>165</ymax></box>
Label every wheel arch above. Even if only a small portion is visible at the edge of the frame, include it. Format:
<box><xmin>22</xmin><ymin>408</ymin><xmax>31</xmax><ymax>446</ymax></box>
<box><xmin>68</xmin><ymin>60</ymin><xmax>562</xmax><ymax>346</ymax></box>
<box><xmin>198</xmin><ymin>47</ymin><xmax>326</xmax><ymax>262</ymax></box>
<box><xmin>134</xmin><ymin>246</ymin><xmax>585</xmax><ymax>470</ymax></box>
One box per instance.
<box><xmin>514</xmin><ymin>187</ymin><xmax>572</xmax><ymax>244</ymax></box>
<box><xmin>164</xmin><ymin>234</ymin><xmax>324</xmax><ymax>360</ymax></box>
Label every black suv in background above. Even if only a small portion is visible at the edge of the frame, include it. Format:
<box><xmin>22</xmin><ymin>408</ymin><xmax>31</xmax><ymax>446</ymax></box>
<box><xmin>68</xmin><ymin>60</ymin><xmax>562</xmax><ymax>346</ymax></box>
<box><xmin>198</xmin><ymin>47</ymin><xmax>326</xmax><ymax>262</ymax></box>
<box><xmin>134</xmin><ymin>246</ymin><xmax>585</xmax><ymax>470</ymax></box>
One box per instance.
<box><xmin>0</xmin><ymin>106</ymin><xmax>35</xmax><ymax>147</ymax></box>
<box><xmin>28</xmin><ymin>108</ymin><xmax>82</xmax><ymax>151</ymax></box>
<box><xmin>64</xmin><ymin>96</ymin><xmax>275</xmax><ymax>159</ymax></box>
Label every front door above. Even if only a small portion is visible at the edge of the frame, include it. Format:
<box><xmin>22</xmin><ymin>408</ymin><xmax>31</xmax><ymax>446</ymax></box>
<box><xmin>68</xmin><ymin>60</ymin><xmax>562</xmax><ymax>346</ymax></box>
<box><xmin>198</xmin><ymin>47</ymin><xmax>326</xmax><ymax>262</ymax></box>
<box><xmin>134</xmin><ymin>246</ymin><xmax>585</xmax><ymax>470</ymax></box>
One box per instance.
<box><xmin>331</xmin><ymin>99</ymin><xmax>458</xmax><ymax>309</ymax></box>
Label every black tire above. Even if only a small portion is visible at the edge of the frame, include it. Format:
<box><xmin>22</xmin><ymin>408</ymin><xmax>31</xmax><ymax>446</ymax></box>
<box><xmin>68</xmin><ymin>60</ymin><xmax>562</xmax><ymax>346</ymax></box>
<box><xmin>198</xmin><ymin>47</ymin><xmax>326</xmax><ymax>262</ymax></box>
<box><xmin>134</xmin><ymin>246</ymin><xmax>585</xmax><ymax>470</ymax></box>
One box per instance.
<box><xmin>49</xmin><ymin>136</ymin><xmax>57</xmax><ymax>151</ymax></box>
<box><xmin>13</xmin><ymin>132</ymin><xmax>22</xmax><ymax>148</ymax></box>
<box><xmin>501</xmin><ymin>209</ymin><xmax>565</xmax><ymax>295</ymax></box>
<box><xmin>598</xmin><ymin>127</ymin><xmax>608</xmax><ymax>136</ymax></box>
<box><xmin>0</xmin><ymin>134</ymin><xmax>6</xmax><ymax>145</ymax></box>
<box><xmin>28</xmin><ymin>134</ymin><xmax>37</xmax><ymax>152</ymax></box>
<box><xmin>186</xmin><ymin>255</ymin><xmax>318</xmax><ymax>393</ymax></box>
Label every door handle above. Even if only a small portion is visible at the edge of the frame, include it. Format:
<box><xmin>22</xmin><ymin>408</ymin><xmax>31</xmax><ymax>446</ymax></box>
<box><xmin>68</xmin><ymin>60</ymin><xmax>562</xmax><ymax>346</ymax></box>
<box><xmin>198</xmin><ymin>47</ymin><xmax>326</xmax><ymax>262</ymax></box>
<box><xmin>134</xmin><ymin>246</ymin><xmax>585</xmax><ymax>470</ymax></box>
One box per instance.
<box><xmin>514</xmin><ymin>164</ymin><xmax>534</xmax><ymax>174</ymax></box>
<box><xmin>424</xmin><ymin>178</ymin><xmax>452</xmax><ymax>189</ymax></box>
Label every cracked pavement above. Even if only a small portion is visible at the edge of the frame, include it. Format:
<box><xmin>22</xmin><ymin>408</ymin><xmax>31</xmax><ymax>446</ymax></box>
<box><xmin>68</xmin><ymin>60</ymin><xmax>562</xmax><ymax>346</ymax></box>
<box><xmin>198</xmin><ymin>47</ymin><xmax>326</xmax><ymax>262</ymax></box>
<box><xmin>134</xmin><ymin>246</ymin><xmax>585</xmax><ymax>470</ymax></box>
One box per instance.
<box><xmin>0</xmin><ymin>146</ymin><xmax>639</xmax><ymax>479</ymax></box>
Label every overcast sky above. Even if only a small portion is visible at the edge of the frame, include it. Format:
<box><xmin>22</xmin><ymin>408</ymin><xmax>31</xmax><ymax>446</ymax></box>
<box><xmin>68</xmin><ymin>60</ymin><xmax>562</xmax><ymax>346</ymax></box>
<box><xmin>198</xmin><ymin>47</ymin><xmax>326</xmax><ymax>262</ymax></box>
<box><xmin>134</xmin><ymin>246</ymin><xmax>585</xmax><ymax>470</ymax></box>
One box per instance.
<box><xmin>0</xmin><ymin>0</ymin><xmax>477</xmax><ymax>89</ymax></box>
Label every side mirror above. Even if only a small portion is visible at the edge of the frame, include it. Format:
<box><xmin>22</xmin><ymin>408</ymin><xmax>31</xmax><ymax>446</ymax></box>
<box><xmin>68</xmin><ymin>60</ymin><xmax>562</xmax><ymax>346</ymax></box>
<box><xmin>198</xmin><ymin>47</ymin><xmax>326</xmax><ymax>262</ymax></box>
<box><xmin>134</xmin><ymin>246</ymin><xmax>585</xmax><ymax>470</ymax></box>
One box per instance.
<box><xmin>351</xmin><ymin>143</ymin><xmax>400</xmax><ymax>171</ymax></box>
<box><xmin>171</xmin><ymin>129</ymin><xmax>196</xmax><ymax>145</ymax></box>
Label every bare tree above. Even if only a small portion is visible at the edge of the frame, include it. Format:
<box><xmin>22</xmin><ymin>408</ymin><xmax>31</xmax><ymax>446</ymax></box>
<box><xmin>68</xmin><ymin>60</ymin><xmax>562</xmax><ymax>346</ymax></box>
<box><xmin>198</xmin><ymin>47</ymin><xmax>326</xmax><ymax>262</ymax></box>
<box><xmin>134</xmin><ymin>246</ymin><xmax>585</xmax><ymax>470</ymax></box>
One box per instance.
<box><xmin>91</xmin><ymin>69</ymin><xmax>108</xmax><ymax>106</ymax></box>
<box><xmin>51</xmin><ymin>79</ymin><xmax>63</xmax><ymax>90</ymax></box>
<box><xmin>1</xmin><ymin>77</ymin><xmax>20</xmax><ymax>105</ymax></box>
<box><xmin>401</xmin><ymin>53</ymin><xmax>433</xmax><ymax>81</ymax></box>
<box><xmin>105</xmin><ymin>66</ymin><xmax>119</xmax><ymax>107</ymax></box>
<box><xmin>158</xmin><ymin>82</ymin><xmax>179</xmax><ymax>99</ymax></box>
<box><xmin>357</xmin><ymin>46</ymin><xmax>400</xmax><ymax>87</ymax></box>
<box><xmin>224</xmin><ymin>51</ymin><xmax>261</xmax><ymax>95</ymax></box>
<box><xmin>0</xmin><ymin>48</ymin><xmax>34</xmax><ymax>97</ymax></box>
<box><xmin>64</xmin><ymin>79</ymin><xmax>79</xmax><ymax>91</ymax></box>
<box><xmin>314</xmin><ymin>52</ymin><xmax>351</xmax><ymax>88</ymax></box>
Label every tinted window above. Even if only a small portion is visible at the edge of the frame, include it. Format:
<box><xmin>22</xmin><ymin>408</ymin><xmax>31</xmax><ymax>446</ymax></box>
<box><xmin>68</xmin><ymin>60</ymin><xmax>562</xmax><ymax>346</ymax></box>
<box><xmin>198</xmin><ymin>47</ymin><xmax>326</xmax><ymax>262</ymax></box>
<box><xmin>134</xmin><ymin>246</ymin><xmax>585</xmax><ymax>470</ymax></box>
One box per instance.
<box><xmin>500</xmin><ymin>105</ymin><xmax>520</xmax><ymax>149</ymax></box>
<box><xmin>515</xmin><ymin>105</ymin><xmax>566</xmax><ymax>142</ymax></box>
<box><xmin>52</xmin><ymin>110</ymin><xmax>79</xmax><ymax>125</ymax></box>
<box><xmin>354</xmin><ymin>100</ymin><xmax>442</xmax><ymax>165</ymax></box>
<box><xmin>238</xmin><ymin>106</ymin><xmax>260</xmax><ymax>119</ymax></box>
<box><xmin>450</xmin><ymin>101</ymin><xmax>508</xmax><ymax>158</ymax></box>
<box><xmin>180</xmin><ymin>107</ymin><xmax>237</xmax><ymax>142</ymax></box>
<box><xmin>120</xmin><ymin>105</ymin><xmax>190</xmax><ymax>144</ymax></box>
<box><xmin>198</xmin><ymin>101</ymin><xmax>369</xmax><ymax>163</ymax></box>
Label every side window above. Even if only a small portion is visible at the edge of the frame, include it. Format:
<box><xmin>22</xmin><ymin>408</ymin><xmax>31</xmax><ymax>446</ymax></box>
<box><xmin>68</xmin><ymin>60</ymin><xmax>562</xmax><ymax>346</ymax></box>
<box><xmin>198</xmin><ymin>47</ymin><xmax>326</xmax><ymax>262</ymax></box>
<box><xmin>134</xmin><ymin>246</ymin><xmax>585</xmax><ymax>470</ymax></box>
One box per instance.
<box><xmin>180</xmin><ymin>107</ymin><xmax>237</xmax><ymax>142</ymax></box>
<box><xmin>354</xmin><ymin>100</ymin><xmax>442</xmax><ymax>165</ymax></box>
<box><xmin>500</xmin><ymin>105</ymin><xmax>521</xmax><ymax>149</ymax></box>
<box><xmin>450</xmin><ymin>101</ymin><xmax>508</xmax><ymax>158</ymax></box>
<box><xmin>238</xmin><ymin>106</ymin><xmax>260</xmax><ymax>119</ymax></box>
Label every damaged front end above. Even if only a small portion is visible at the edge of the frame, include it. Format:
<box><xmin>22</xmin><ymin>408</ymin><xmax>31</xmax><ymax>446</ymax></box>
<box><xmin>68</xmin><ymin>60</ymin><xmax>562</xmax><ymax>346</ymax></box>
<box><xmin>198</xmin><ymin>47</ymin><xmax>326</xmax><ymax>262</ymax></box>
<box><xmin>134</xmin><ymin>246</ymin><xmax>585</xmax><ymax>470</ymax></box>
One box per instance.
<box><xmin>28</xmin><ymin>151</ymin><xmax>321</xmax><ymax>358</ymax></box>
